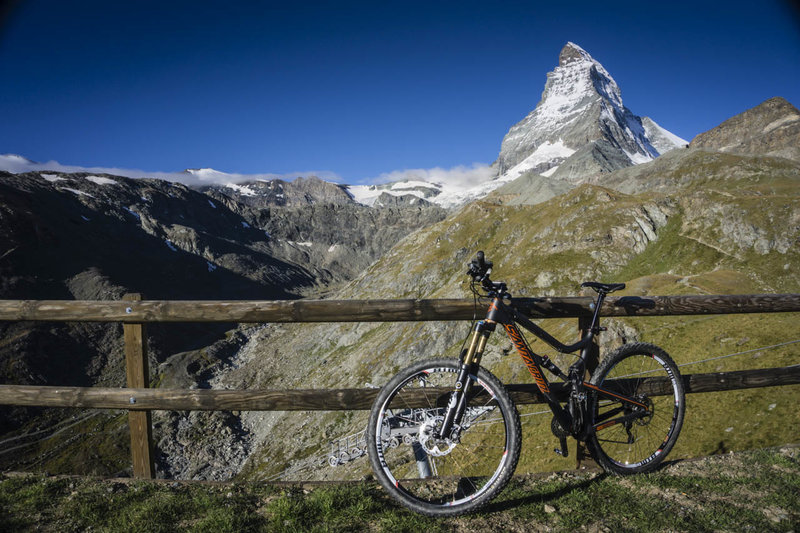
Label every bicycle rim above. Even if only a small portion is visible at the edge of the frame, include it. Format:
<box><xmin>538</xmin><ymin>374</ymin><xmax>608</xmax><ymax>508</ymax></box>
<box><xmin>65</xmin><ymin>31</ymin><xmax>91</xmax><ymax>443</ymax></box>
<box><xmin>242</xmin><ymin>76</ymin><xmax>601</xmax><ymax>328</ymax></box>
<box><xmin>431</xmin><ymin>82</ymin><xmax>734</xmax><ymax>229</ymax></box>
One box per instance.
<box><xmin>369</xmin><ymin>360</ymin><xmax>518</xmax><ymax>515</ymax></box>
<box><xmin>590</xmin><ymin>346</ymin><xmax>684</xmax><ymax>472</ymax></box>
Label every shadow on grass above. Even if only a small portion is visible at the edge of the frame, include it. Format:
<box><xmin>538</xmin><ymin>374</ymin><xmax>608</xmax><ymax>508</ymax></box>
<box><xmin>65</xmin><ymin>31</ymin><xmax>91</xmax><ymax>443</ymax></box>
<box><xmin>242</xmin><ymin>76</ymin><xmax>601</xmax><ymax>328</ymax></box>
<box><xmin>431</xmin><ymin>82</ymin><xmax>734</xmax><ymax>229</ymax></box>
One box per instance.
<box><xmin>481</xmin><ymin>473</ymin><xmax>608</xmax><ymax>514</ymax></box>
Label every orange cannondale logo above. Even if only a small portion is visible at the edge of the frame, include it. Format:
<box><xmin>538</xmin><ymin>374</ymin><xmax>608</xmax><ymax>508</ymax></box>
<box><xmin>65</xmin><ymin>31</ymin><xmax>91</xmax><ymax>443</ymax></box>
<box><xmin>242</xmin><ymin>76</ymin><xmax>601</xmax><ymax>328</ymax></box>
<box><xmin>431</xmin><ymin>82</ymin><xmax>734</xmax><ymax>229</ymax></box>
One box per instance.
<box><xmin>504</xmin><ymin>324</ymin><xmax>550</xmax><ymax>393</ymax></box>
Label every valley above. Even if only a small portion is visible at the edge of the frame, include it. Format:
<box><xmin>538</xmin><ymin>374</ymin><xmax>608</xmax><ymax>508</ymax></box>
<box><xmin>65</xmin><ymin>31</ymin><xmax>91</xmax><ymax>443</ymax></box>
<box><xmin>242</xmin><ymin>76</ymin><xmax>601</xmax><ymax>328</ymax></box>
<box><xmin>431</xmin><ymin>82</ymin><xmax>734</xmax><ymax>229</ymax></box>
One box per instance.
<box><xmin>0</xmin><ymin>42</ymin><xmax>798</xmax><ymax>483</ymax></box>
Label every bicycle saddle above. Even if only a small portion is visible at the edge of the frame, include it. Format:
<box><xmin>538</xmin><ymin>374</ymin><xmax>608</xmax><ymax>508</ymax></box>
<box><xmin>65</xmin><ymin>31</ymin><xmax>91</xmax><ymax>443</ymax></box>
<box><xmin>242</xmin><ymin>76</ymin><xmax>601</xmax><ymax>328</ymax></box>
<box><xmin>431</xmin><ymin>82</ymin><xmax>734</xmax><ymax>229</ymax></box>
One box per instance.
<box><xmin>581</xmin><ymin>281</ymin><xmax>626</xmax><ymax>294</ymax></box>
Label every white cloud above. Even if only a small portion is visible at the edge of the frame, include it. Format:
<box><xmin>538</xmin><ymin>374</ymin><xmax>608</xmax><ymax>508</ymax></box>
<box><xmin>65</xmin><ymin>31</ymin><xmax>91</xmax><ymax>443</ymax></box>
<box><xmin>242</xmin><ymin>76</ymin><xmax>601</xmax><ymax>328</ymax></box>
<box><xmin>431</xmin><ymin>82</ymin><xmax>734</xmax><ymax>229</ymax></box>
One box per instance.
<box><xmin>0</xmin><ymin>154</ymin><xmax>498</xmax><ymax>201</ymax></box>
<box><xmin>0</xmin><ymin>154</ymin><xmax>342</xmax><ymax>186</ymax></box>
<box><xmin>365</xmin><ymin>163</ymin><xmax>495</xmax><ymax>191</ymax></box>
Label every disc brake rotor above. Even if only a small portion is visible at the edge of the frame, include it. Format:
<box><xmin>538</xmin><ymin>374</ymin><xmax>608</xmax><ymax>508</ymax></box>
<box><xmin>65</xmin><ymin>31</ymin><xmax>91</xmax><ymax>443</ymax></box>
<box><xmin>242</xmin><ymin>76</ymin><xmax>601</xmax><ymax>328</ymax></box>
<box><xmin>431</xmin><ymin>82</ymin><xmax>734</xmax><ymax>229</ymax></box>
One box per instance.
<box><xmin>418</xmin><ymin>416</ymin><xmax>458</xmax><ymax>457</ymax></box>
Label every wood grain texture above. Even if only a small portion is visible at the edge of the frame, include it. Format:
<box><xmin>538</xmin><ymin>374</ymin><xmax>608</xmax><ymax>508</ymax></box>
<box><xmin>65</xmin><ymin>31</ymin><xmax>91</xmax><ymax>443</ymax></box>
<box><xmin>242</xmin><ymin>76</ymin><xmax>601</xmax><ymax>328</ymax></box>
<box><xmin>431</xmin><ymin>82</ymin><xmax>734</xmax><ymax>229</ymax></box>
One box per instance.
<box><xmin>122</xmin><ymin>294</ymin><xmax>154</xmax><ymax>480</ymax></box>
<box><xmin>0</xmin><ymin>294</ymin><xmax>798</xmax><ymax>323</ymax></box>
<box><xmin>1</xmin><ymin>366</ymin><xmax>796</xmax><ymax>411</ymax></box>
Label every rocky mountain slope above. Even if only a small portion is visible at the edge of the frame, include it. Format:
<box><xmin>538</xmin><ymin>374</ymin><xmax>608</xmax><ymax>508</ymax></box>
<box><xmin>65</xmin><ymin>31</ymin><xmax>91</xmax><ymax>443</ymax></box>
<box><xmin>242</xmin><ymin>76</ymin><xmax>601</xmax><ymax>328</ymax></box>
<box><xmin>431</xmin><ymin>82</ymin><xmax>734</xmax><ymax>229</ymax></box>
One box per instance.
<box><xmin>1</xmin><ymin>89</ymin><xmax>797</xmax><ymax>483</ymax></box>
<box><xmin>0</xmin><ymin>169</ymin><xmax>445</xmax><ymax>450</ymax></box>
<box><xmin>689</xmin><ymin>96</ymin><xmax>800</xmax><ymax>162</ymax></box>
<box><xmin>0</xmin><ymin>171</ymin><xmax>311</xmax><ymax>440</ymax></box>
<box><xmin>167</xmin><ymin>98</ymin><xmax>798</xmax><ymax>483</ymax></box>
<box><xmin>495</xmin><ymin>42</ymin><xmax>686</xmax><ymax>180</ymax></box>
<box><xmin>199</xmin><ymin>176</ymin><xmax>353</xmax><ymax>208</ymax></box>
<box><xmin>0</xmin><ymin>172</ymin><xmax>316</xmax><ymax>301</ymax></box>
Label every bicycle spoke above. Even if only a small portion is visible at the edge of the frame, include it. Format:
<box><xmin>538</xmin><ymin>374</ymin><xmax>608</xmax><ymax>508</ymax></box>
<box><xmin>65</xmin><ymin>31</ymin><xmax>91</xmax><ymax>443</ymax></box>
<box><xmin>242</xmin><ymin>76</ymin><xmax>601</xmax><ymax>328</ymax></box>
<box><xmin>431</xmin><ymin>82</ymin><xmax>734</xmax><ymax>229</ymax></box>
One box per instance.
<box><xmin>589</xmin><ymin>344</ymin><xmax>685</xmax><ymax>474</ymax></box>
<box><xmin>368</xmin><ymin>359</ymin><xmax>520</xmax><ymax>516</ymax></box>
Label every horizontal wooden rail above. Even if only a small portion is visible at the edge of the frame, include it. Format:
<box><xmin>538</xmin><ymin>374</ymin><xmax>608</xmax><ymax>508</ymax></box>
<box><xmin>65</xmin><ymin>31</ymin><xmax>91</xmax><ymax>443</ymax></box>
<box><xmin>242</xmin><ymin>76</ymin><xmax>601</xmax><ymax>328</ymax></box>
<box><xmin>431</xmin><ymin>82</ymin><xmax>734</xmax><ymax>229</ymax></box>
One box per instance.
<box><xmin>1</xmin><ymin>365</ymin><xmax>797</xmax><ymax>411</ymax></box>
<box><xmin>3</xmin><ymin>292</ymin><xmax>798</xmax><ymax>480</ymax></box>
<box><xmin>0</xmin><ymin>293</ymin><xmax>799</xmax><ymax>323</ymax></box>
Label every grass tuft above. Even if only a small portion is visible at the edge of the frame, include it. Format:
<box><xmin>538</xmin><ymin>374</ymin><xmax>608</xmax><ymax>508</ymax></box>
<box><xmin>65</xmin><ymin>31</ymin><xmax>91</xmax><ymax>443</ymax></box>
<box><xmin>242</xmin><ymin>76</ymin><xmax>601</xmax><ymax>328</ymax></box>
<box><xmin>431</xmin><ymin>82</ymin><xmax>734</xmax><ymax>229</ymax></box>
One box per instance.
<box><xmin>2</xmin><ymin>446</ymin><xmax>798</xmax><ymax>532</ymax></box>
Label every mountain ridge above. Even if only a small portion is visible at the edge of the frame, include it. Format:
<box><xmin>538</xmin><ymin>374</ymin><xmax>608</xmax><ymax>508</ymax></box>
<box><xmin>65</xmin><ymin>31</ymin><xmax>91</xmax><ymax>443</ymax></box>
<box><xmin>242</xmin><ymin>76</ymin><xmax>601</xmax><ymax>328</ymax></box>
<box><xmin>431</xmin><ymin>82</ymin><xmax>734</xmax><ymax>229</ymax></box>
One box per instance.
<box><xmin>495</xmin><ymin>42</ymin><xmax>686</xmax><ymax>181</ymax></box>
<box><xmin>0</xmin><ymin>50</ymin><xmax>798</xmax><ymax>482</ymax></box>
<box><xmin>690</xmin><ymin>96</ymin><xmax>800</xmax><ymax>162</ymax></box>
<box><xmin>0</xmin><ymin>42</ymin><xmax>688</xmax><ymax>210</ymax></box>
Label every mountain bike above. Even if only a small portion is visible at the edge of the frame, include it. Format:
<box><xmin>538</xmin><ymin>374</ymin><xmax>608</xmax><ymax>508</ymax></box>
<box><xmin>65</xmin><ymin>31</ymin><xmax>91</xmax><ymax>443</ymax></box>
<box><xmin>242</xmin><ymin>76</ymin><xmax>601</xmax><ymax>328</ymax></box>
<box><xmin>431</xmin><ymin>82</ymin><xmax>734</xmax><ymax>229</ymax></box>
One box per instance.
<box><xmin>366</xmin><ymin>251</ymin><xmax>685</xmax><ymax>516</ymax></box>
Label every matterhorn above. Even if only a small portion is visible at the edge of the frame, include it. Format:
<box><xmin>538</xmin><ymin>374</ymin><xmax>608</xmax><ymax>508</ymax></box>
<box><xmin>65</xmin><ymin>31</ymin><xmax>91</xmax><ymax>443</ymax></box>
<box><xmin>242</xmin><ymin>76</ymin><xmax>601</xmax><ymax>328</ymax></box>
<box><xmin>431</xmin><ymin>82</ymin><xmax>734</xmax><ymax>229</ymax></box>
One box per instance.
<box><xmin>495</xmin><ymin>42</ymin><xmax>686</xmax><ymax>183</ymax></box>
<box><xmin>351</xmin><ymin>42</ymin><xmax>688</xmax><ymax>207</ymax></box>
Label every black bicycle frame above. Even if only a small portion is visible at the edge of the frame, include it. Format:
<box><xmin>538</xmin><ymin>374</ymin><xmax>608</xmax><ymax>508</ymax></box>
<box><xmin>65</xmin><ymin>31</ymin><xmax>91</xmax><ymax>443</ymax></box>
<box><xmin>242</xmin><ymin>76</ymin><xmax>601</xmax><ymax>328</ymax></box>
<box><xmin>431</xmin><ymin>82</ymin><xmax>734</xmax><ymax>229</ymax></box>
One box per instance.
<box><xmin>439</xmin><ymin>294</ymin><xmax>648</xmax><ymax>440</ymax></box>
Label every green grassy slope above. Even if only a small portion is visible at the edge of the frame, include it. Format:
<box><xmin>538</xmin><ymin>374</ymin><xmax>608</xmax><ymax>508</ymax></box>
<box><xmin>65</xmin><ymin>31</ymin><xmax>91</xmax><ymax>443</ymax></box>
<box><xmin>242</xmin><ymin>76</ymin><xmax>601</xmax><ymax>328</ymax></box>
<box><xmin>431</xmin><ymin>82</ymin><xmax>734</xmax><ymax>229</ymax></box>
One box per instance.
<box><xmin>2</xmin><ymin>447</ymin><xmax>798</xmax><ymax>532</ymax></box>
<box><xmin>4</xmin><ymin>150</ymin><xmax>797</xmax><ymax>482</ymax></box>
<box><xmin>235</xmin><ymin>151</ymin><xmax>800</xmax><ymax>480</ymax></box>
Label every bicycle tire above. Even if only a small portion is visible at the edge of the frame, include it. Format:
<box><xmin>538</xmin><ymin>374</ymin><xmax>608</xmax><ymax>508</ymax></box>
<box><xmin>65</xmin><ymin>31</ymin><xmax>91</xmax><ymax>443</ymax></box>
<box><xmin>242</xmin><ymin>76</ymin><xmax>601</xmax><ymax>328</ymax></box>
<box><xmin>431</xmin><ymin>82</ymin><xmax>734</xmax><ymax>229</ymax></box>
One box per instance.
<box><xmin>367</xmin><ymin>358</ymin><xmax>521</xmax><ymax>517</ymax></box>
<box><xmin>587</xmin><ymin>342</ymin><xmax>685</xmax><ymax>475</ymax></box>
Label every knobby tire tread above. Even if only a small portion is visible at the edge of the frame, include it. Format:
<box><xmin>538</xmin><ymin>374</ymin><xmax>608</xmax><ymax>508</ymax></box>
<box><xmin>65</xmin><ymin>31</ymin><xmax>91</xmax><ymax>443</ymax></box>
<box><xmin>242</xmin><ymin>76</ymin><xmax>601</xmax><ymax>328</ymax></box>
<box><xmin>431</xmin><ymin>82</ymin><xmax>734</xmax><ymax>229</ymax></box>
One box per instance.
<box><xmin>367</xmin><ymin>358</ymin><xmax>521</xmax><ymax>517</ymax></box>
<box><xmin>587</xmin><ymin>342</ymin><xmax>686</xmax><ymax>475</ymax></box>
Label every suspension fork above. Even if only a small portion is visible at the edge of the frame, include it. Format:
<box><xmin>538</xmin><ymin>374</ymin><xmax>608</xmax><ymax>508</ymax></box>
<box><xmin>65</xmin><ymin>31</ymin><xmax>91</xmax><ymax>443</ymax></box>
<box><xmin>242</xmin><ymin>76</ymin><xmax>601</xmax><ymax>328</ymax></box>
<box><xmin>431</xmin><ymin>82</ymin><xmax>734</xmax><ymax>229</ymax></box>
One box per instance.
<box><xmin>437</xmin><ymin>320</ymin><xmax>494</xmax><ymax>438</ymax></box>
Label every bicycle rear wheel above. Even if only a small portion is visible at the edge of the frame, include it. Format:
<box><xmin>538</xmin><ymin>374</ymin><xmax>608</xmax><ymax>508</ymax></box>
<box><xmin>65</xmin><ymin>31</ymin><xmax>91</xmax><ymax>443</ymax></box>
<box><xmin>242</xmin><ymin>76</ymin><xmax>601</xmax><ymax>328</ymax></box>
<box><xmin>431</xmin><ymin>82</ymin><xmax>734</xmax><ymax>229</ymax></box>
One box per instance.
<box><xmin>587</xmin><ymin>343</ymin><xmax>685</xmax><ymax>474</ymax></box>
<box><xmin>367</xmin><ymin>358</ymin><xmax>521</xmax><ymax>517</ymax></box>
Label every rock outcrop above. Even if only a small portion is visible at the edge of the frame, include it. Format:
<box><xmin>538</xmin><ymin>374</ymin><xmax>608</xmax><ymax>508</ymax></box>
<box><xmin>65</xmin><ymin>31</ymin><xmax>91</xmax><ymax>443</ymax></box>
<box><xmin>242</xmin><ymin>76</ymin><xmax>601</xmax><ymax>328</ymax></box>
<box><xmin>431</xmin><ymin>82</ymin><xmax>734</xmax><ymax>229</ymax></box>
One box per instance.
<box><xmin>690</xmin><ymin>97</ymin><xmax>800</xmax><ymax>162</ymax></box>
<box><xmin>200</xmin><ymin>175</ymin><xmax>353</xmax><ymax>208</ymax></box>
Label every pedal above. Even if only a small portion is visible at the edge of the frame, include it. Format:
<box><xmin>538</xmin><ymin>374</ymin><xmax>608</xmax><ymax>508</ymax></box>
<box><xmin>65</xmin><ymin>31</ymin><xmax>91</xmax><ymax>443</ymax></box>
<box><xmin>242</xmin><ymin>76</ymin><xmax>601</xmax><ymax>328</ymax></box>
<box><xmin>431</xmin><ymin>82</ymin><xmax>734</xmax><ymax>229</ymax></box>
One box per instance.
<box><xmin>553</xmin><ymin>436</ymin><xmax>569</xmax><ymax>458</ymax></box>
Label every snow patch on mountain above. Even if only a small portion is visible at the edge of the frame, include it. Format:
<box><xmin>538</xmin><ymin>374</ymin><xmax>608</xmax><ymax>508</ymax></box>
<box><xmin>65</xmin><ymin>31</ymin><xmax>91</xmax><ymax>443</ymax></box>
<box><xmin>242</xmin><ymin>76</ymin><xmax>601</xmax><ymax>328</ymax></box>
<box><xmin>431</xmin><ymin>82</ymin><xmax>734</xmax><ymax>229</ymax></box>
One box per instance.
<box><xmin>346</xmin><ymin>164</ymin><xmax>496</xmax><ymax>208</ymax></box>
<box><xmin>495</xmin><ymin>42</ymin><xmax>685</xmax><ymax>181</ymax></box>
<box><xmin>62</xmin><ymin>187</ymin><xmax>95</xmax><ymax>198</ymax></box>
<box><xmin>347</xmin><ymin>185</ymin><xmax>391</xmax><ymax>205</ymax></box>
<box><xmin>642</xmin><ymin>117</ymin><xmax>689</xmax><ymax>153</ymax></box>
<box><xmin>86</xmin><ymin>175</ymin><xmax>118</xmax><ymax>185</ymax></box>
<box><xmin>123</xmin><ymin>207</ymin><xmax>141</xmax><ymax>221</ymax></box>
<box><xmin>504</xmin><ymin>139</ymin><xmax>576</xmax><ymax>180</ymax></box>
<box><xmin>224</xmin><ymin>182</ymin><xmax>258</xmax><ymax>197</ymax></box>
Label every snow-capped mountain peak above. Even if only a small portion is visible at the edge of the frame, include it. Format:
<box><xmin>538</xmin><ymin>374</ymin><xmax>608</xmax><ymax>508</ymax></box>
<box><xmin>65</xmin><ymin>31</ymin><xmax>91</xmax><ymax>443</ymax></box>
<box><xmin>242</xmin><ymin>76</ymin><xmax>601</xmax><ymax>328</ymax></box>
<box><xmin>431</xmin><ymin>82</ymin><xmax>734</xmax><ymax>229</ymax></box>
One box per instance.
<box><xmin>1</xmin><ymin>43</ymin><xmax>688</xmax><ymax>211</ymax></box>
<box><xmin>495</xmin><ymin>42</ymin><xmax>686</xmax><ymax>182</ymax></box>
<box><xmin>345</xmin><ymin>43</ymin><xmax>687</xmax><ymax>208</ymax></box>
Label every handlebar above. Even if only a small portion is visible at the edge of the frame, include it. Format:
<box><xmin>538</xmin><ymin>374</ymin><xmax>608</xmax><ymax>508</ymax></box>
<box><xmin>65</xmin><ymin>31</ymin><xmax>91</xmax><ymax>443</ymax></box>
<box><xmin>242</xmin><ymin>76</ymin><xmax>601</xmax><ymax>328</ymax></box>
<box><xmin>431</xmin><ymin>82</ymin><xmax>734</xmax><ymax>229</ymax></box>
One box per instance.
<box><xmin>467</xmin><ymin>250</ymin><xmax>624</xmax><ymax>302</ymax></box>
<box><xmin>467</xmin><ymin>251</ymin><xmax>507</xmax><ymax>297</ymax></box>
<box><xmin>467</xmin><ymin>251</ymin><xmax>493</xmax><ymax>281</ymax></box>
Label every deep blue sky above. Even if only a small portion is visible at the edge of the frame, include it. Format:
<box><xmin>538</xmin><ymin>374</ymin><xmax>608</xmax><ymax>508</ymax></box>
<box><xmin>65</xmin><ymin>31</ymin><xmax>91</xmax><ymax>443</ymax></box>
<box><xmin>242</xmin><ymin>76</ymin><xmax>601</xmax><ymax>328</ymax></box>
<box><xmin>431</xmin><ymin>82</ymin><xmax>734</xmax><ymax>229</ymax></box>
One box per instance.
<box><xmin>1</xmin><ymin>0</ymin><xmax>799</xmax><ymax>183</ymax></box>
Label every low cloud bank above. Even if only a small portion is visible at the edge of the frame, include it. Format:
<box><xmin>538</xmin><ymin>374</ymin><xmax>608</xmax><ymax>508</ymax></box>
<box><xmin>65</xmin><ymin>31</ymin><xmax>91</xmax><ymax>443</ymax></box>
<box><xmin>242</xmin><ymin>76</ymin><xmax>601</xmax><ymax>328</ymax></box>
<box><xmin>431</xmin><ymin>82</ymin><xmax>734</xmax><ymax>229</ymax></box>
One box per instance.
<box><xmin>0</xmin><ymin>154</ymin><xmax>495</xmax><ymax>190</ymax></box>
<box><xmin>0</xmin><ymin>154</ymin><xmax>339</xmax><ymax>186</ymax></box>
<box><xmin>367</xmin><ymin>163</ymin><xmax>495</xmax><ymax>190</ymax></box>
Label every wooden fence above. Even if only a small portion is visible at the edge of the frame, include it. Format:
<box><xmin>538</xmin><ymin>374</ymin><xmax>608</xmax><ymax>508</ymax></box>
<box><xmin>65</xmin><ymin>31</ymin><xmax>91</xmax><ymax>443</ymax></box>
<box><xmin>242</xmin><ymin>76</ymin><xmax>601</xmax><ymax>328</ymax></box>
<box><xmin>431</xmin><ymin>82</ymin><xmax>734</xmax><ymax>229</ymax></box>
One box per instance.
<box><xmin>1</xmin><ymin>292</ymin><xmax>799</xmax><ymax>479</ymax></box>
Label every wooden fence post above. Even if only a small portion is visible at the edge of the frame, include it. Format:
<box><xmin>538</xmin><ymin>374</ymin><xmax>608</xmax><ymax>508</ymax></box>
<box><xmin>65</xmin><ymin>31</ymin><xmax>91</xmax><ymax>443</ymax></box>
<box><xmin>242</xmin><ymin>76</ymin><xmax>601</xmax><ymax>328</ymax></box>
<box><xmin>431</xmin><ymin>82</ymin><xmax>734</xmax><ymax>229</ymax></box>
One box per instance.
<box><xmin>123</xmin><ymin>293</ymin><xmax>155</xmax><ymax>479</ymax></box>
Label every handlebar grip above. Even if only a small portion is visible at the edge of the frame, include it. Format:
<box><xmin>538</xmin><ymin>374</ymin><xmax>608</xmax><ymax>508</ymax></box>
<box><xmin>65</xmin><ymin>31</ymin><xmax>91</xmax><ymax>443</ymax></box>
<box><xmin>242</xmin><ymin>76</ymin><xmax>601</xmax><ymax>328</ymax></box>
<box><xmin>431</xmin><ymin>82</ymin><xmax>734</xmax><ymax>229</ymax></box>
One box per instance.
<box><xmin>468</xmin><ymin>251</ymin><xmax>494</xmax><ymax>280</ymax></box>
<box><xmin>475</xmin><ymin>251</ymin><xmax>485</xmax><ymax>269</ymax></box>
<box><xmin>474</xmin><ymin>251</ymin><xmax>493</xmax><ymax>270</ymax></box>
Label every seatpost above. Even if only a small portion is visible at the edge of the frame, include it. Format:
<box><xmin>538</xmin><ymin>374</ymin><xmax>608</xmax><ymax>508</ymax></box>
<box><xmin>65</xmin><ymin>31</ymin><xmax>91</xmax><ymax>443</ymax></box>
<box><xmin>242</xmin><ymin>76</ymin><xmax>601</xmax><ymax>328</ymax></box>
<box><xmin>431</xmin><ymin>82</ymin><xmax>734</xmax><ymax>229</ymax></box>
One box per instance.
<box><xmin>577</xmin><ymin>291</ymin><xmax>606</xmax><ymax>368</ymax></box>
<box><xmin>588</xmin><ymin>291</ymin><xmax>606</xmax><ymax>332</ymax></box>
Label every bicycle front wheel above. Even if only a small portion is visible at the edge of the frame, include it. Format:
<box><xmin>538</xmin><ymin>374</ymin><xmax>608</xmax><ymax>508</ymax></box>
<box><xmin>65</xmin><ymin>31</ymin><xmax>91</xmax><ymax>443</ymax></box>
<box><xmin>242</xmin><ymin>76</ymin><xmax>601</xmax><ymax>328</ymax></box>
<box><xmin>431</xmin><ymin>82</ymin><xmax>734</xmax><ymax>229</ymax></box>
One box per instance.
<box><xmin>587</xmin><ymin>343</ymin><xmax>685</xmax><ymax>475</ymax></box>
<box><xmin>367</xmin><ymin>358</ymin><xmax>521</xmax><ymax>517</ymax></box>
